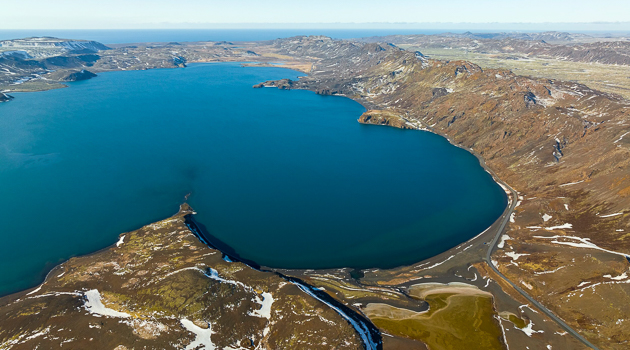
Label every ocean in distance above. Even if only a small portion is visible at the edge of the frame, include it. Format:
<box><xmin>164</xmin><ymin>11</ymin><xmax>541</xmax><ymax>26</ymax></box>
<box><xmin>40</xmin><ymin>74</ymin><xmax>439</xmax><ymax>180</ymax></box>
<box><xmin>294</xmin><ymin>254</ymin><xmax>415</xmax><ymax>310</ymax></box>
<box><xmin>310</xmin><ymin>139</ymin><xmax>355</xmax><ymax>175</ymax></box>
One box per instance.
<box><xmin>0</xmin><ymin>63</ymin><xmax>506</xmax><ymax>296</ymax></box>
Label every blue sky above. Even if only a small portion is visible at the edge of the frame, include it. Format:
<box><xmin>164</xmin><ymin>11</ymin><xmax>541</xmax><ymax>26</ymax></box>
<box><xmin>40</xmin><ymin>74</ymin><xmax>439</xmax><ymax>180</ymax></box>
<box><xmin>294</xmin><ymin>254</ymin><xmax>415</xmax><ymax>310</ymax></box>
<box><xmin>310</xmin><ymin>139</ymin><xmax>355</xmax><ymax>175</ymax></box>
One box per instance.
<box><xmin>2</xmin><ymin>0</ymin><xmax>629</xmax><ymax>29</ymax></box>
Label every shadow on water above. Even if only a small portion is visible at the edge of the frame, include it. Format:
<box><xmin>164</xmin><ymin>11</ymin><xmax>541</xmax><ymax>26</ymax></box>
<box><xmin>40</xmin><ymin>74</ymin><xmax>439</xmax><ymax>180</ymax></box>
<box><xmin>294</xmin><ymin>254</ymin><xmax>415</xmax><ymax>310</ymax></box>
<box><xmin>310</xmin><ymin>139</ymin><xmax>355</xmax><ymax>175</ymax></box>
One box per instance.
<box><xmin>184</xmin><ymin>214</ymin><xmax>262</xmax><ymax>270</ymax></box>
<box><xmin>184</xmin><ymin>213</ymin><xmax>383</xmax><ymax>350</ymax></box>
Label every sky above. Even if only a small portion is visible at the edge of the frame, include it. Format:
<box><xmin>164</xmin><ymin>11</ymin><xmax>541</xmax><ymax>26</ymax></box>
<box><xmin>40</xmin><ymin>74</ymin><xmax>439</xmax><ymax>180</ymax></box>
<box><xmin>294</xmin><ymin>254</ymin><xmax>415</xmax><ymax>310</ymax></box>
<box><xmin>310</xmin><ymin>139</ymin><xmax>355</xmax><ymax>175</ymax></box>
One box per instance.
<box><xmin>2</xmin><ymin>0</ymin><xmax>630</xmax><ymax>29</ymax></box>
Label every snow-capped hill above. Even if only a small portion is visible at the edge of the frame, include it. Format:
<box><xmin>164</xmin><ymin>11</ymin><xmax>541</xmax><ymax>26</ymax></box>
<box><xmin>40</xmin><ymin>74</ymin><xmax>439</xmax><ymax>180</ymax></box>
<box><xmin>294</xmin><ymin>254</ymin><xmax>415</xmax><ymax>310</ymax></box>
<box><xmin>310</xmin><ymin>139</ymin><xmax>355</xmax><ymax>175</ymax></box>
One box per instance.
<box><xmin>0</xmin><ymin>37</ymin><xmax>110</xmax><ymax>58</ymax></box>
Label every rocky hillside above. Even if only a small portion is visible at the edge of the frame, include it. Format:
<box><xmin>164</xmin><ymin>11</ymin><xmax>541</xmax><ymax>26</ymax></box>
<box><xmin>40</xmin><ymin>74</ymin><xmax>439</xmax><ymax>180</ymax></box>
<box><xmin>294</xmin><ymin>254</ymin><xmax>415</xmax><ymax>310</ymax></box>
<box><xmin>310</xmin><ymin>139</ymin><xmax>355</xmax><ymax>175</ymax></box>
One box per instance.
<box><xmin>0</xmin><ymin>38</ymin><xmax>268</xmax><ymax>92</ymax></box>
<box><xmin>0</xmin><ymin>205</ymin><xmax>365</xmax><ymax>350</ymax></box>
<box><xmin>360</xmin><ymin>34</ymin><xmax>630</xmax><ymax>66</ymax></box>
<box><xmin>0</xmin><ymin>37</ymin><xmax>110</xmax><ymax>58</ymax></box>
<box><xmin>258</xmin><ymin>35</ymin><xmax>630</xmax><ymax>349</ymax></box>
<box><xmin>422</xmin><ymin>31</ymin><xmax>596</xmax><ymax>44</ymax></box>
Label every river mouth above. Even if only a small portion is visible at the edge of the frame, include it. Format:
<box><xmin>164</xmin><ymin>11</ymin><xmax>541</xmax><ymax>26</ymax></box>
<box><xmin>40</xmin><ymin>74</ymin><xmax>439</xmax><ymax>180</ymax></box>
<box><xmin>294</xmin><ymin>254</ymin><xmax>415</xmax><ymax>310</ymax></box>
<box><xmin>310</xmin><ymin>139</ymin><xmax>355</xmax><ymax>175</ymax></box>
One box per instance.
<box><xmin>0</xmin><ymin>63</ymin><xmax>506</xmax><ymax>296</ymax></box>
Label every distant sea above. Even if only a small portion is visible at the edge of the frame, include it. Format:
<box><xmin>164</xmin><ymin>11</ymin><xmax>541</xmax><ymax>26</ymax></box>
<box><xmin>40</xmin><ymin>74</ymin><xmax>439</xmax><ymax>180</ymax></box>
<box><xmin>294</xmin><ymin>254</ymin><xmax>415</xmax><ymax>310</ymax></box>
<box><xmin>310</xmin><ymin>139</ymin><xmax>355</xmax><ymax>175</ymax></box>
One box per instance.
<box><xmin>0</xmin><ymin>29</ymin><xmax>467</xmax><ymax>44</ymax></box>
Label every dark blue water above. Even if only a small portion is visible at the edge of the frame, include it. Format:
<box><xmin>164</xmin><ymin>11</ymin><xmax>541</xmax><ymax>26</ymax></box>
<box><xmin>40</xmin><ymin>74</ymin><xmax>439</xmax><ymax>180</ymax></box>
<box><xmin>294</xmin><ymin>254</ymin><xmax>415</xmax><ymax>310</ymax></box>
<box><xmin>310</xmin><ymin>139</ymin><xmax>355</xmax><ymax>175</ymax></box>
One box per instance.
<box><xmin>0</xmin><ymin>29</ymin><xmax>462</xmax><ymax>44</ymax></box>
<box><xmin>0</xmin><ymin>63</ymin><xmax>506</xmax><ymax>296</ymax></box>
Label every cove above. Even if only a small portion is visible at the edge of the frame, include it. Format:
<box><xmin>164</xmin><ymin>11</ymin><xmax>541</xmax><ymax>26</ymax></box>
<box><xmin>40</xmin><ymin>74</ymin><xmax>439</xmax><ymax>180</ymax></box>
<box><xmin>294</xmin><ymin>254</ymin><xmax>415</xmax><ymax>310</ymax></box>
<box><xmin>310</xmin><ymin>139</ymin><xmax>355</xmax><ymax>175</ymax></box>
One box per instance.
<box><xmin>0</xmin><ymin>63</ymin><xmax>506</xmax><ymax>296</ymax></box>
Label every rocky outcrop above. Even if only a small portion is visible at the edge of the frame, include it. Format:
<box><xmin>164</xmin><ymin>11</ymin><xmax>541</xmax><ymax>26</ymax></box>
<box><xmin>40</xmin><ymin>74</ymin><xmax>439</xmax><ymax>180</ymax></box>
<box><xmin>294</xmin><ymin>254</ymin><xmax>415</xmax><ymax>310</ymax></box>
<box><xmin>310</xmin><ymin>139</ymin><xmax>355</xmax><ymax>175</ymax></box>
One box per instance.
<box><xmin>257</xmin><ymin>36</ymin><xmax>630</xmax><ymax>349</ymax></box>
<box><xmin>172</xmin><ymin>56</ymin><xmax>187</xmax><ymax>68</ymax></box>
<box><xmin>358</xmin><ymin>110</ymin><xmax>413</xmax><ymax>129</ymax></box>
<box><xmin>61</xmin><ymin>69</ymin><xmax>97</xmax><ymax>82</ymax></box>
<box><xmin>0</xmin><ymin>206</ymin><xmax>364</xmax><ymax>350</ymax></box>
<box><xmin>0</xmin><ymin>92</ymin><xmax>13</xmax><ymax>102</ymax></box>
<box><xmin>253</xmin><ymin>78</ymin><xmax>294</xmax><ymax>89</ymax></box>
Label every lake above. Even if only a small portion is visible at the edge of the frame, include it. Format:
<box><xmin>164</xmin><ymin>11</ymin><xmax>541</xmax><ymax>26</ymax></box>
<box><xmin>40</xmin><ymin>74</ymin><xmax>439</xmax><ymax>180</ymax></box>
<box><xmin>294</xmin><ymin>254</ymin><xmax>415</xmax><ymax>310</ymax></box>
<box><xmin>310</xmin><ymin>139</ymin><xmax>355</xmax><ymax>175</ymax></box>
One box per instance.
<box><xmin>0</xmin><ymin>63</ymin><xmax>506</xmax><ymax>296</ymax></box>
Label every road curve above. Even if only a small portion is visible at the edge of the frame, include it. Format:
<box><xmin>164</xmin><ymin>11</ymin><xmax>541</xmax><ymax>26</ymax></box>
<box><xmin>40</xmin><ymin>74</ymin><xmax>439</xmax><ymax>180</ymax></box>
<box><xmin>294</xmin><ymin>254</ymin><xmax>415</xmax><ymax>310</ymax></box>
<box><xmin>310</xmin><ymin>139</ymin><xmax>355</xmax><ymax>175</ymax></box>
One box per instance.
<box><xmin>482</xmin><ymin>161</ymin><xmax>600</xmax><ymax>350</ymax></box>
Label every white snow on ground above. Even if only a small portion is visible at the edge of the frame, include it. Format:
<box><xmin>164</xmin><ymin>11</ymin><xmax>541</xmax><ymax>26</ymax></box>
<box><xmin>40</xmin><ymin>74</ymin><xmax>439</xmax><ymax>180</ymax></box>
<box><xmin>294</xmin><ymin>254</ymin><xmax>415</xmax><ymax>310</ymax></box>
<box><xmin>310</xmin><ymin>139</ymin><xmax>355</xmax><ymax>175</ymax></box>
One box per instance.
<box><xmin>534</xmin><ymin>235</ymin><xmax>630</xmax><ymax>258</ymax></box>
<box><xmin>23</xmin><ymin>327</ymin><xmax>50</xmax><ymax>341</ymax></box>
<box><xmin>520</xmin><ymin>321</ymin><xmax>544</xmax><ymax>336</ymax></box>
<box><xmin>494</xmin><ymin>315</ymin><xmax>510</xmax><ymax>350</ymax></box>
<box><xmin>498</xmin><ymin>235</ymin><xmax>511</xmax><ymax>249</ymax></box>
<box><xmin>205</xmin><ymin>268</ymin><xmax>247</xmax><ymax>289</ymax></box>
<box><xmin>544</xmin><ymin>223</ymin><xmax>572</xmax><ymax>231</ymax></box>
<box><xmin>559</xmin><ymin>180</ymin><xmax>584</xmax><ymax>187</ymax></box>
<box><xmin>421</xmin><ymin>254</ymin><xmax>455</xmax><ymax>270</ymax></box>
<box><xmin>26</xmin><ymin>291</ymin><xmax>81</xmax><ymax>300</ymax></box>
<box><xmin>180</xmin><ymin>319</ymin><xmax>216</xmax><ymax>350</ymax></box>
<box><xmin>26</xmin><ymin>285</ymin><xmax>43</xmax><ymax>296</ymax></box>
<box><xmin>577</xmin><ymin>281</ymin><xmax>591</xmax><ymax>287</ymax></box>
<box><xmin>292</xmin><ymin>281</ymin><xmax>379</xmax><ymax>350</ymax></box>
<box><xmin>505</xmin><ymin>251</ymin><xmax>530</xmax><ymax>261</ymax></box>
<box><xmin>617</xmin><ymin>229</ymin><xmax>625</xmax><ymax>232</ymax></box>
<box><xmin>250</xmin><ymin>292</ymin><xmax>274</xmax><ymax>319</ymax></box>
<box><xmin>598</xmin><ymin>212</ymin><xmax>624</xmax><ymax>218</ymax></box>
<box><xmin>510</xmin><ymin>213</ymin><xmax>516</xmax><ymax>223</ymax></box>
<box><xmin>518</xmin><ymin>304</ymin><xmax>539</xmax><ymax>314</ymax></box>
<box><xmin>0</xmin><ymin>327</ymin><xmax>51</xmax><ymax>348</ymax></box>
<box><xmin>205</xmin><ymin>268</ymin><xmax>275</xmax><ymax>324</ymax></box>
<box><xmin>614</xmin><ymin>131</ymin><xmax>630</xmax><ymax>143</ymax></box>
<box><xmin>534</xmin><ymin>266</ymin><xmax>566</xmax><ymax>275</ymax></box>
<box><xmin>83</xmin><ymin>289</ymin><xmax>131</xmax><ymax>318</ymax></box>
<box><xmin>564</xmin><ymin>204</ymin><xmax>569</xmax><ymax>211</ymax></box>
<box><xmin>604</xmin><ymin>272</ymin><xmax>628</xmax><ymax>281</ymax></box>
<box><xmin>116</xmin><ymin>235</ymin><xmax>125</xmax><ymax>247</ymax></box>
<box><xmin>542</xmin><ymin>214</ymin><xmax>553</xmax><ymax>222</ymax></box>
<box><xmin>162</xmin><ymin>266</ymin><xmax>205</xmax><ymax>279</ymax></box>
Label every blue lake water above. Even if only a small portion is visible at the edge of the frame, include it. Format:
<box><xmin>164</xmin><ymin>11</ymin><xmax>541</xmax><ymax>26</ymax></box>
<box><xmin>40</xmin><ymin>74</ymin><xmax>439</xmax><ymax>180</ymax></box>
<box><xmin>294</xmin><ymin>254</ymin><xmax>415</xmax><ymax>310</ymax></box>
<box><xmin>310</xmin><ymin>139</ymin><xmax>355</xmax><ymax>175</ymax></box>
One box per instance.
<box><xmin>0</xmin><ymin>63</ymin><xmax>506</xmax><ymax>296</ymax></box>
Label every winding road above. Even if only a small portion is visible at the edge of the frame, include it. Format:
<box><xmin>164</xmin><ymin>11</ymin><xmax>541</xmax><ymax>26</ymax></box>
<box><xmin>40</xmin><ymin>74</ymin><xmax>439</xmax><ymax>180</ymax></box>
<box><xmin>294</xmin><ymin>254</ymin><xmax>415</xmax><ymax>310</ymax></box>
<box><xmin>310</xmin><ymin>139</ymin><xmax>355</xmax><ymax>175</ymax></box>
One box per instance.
<box><xmin>482</xmin><ymin>161</ymin><xmax>600</xmax><ymax>350</ymax></box>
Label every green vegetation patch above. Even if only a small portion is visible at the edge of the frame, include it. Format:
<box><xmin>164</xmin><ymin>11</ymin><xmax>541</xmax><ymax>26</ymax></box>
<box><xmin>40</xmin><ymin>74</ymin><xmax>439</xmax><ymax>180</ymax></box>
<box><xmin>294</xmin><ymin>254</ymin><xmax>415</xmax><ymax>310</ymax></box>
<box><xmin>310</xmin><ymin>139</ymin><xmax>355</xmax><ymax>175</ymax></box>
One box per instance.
<box><xmin>367</xmin><ymin>293</ymin><xmax>505</xmax><ymax>350</ymax></box>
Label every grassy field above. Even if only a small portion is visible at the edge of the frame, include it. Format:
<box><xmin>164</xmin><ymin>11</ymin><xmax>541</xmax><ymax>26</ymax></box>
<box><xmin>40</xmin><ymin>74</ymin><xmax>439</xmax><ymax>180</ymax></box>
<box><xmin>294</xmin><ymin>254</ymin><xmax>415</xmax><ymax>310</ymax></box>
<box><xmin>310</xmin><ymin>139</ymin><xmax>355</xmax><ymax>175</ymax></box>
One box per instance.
<box><xmin>365</xmin><ymin>285</ymin><xmax>504</xmax><ymax>350</ymax></box>
<box><xmin>0</xmin><ymin>80</ymin><xmax>66</xmax><ymax>93</ymax></box>
<box><xmin>401</xmin><ymin>45</ymin><xmax>630</xmax><ymax>100</ymax></box>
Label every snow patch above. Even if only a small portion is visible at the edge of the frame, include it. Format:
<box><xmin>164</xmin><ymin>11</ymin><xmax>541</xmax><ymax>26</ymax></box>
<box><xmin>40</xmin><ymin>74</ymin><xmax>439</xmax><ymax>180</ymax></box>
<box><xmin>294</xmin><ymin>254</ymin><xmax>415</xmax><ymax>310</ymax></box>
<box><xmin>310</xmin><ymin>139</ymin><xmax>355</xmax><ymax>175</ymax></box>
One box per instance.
<box><xmin>498</xmin><ymin>235</ymin><xmax>511</xmax><ymax>249</ymax></box>
<box><xmin>180</xmin><ymin>319</ymin><xmax>216</xmax><ymax>350</ymax></box>
<box><xmin>520</xmin><ymin>321</ymin><xmax>544</xmax><ymax>336</ymax></box>
<box><xmin>250</xmin><ymin>292</ymin><xmax>274</xmax><ymax>319</ymax></box>
<box><xmin>83</xmin><ymin>289</ymin><xmax>131</xmax><ymax>318</ymax></box>
<box><xmin>534</xmin><ymin>235</ymin><xmax>630</xmax><ymax>258</ymax></box>
<box><xmin>598</xmin><ymin>212</ymin><xmax>623</xmax><ymax>218</ymax></box>
<box><xmin>559</xmin><ymin>180</ymin><xmax>584</xmax><ymax>187</ymax></box>
<box><xmin>116</xmin><ymin>235</ymin><xmax>125</xmax><ymax>247</ymax></box>
<box><xmin>506</xmin><ymin>251</ymin><xmax>530</xmax><ymax>261</ymax></box>
<box><xmin>544</xmin><ymin>223</ymin><xmax>572</xmax><ymax>231</ymax></box>
<box><xmin>604</xmin><ymin>272</ymin><xmax>628</xmax><ymax>281</ymax></box>
<box><xmin>26</xmin><ymin>285</ymin><xmax>43</xmax><ymax>296</ymax></box>
<box><xmin>614</xmin><ymin>131</ymin><xmax>630</xmax><ymax>143</ymax></box>
<box><xmin>542</xmin><ymin>214</ymin><xmax>553</xmax><ymax>222</ymax></box>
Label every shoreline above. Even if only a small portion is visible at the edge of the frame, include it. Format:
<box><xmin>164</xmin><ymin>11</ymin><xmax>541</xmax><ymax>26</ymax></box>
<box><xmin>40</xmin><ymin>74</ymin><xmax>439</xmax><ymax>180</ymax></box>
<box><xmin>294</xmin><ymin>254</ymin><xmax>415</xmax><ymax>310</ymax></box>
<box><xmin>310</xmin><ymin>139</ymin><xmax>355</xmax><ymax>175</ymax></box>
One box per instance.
<box><xmin>0</xmin><ymin>60</ymin><xmax>508</xmax><ymax>276</ymax></box>
<box><xmin>2</xmin><ymin>38</ymin><xmax>622</xmax><ymax>348</ymax></box>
